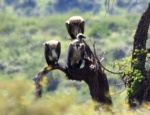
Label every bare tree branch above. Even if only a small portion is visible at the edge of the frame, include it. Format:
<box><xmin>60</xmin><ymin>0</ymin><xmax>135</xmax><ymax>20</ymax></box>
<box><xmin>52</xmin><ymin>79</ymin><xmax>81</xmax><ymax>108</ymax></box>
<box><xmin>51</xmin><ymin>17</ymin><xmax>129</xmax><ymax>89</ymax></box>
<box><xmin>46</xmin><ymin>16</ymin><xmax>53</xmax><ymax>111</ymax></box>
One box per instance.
<box><xmin>101</xmin><ymin>64</ymin><xmax>123</xmax><ymax>74</ymax></box>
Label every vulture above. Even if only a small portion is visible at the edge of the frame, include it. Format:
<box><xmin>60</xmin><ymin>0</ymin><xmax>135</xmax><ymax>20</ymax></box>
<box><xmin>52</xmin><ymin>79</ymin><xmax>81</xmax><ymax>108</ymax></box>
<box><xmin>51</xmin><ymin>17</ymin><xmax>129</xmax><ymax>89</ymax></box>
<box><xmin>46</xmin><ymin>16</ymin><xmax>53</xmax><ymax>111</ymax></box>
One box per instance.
<box><xmin>66</xmin><ymin>16</ymin><xmax>85</xmax><ymax>40</ymax></box>
<box><xmin>67</xmin><ymin>33</ymin><xmax>86</xmax><ymax>69</ymax></box>
<box><xmin>44</xmin><ymin>40</ymin><xmax>61</xmax><ymax>66</ymax></box>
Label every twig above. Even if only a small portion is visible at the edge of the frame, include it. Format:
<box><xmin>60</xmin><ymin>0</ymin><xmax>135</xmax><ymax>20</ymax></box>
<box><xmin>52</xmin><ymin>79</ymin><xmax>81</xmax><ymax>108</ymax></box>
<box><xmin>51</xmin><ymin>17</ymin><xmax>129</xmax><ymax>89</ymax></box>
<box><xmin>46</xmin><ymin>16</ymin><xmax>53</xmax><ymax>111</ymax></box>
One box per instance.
<box><xmin>90</xmin><ymin>36</ymin><xmax>96</xmax><ymax>55</ymax></box>
<box><xmin>105</xmin><ymin>0</ymin><xmax>110</xmax><ymax>15</ymax></box>
<box><xmin>101</xmin><ymin>63</ymin><xmax>123</xmax><ymax>74</ymax></box>
<box><xmin>92</xmin><ymin>41</ymin><xmax>97</xmax><ymax>56</ymax></box>
<box><xmin>99</xmin><ymin>52</ymin><xmax>106</xmax><ymax>62</ymax></box>
<box><xmin>112</xmin><ymin>87</ymin><xmax>126</xmax><ymax>96</ymax></box>
<box><xmin>112</xmin><ymin>81</ymin><xmax>126</xmax><ymax>96</ymax></box>
<box><xmin>89</xmin><ymin>36</ymin><xmax>122</xmax><ymax>75</ymax></box>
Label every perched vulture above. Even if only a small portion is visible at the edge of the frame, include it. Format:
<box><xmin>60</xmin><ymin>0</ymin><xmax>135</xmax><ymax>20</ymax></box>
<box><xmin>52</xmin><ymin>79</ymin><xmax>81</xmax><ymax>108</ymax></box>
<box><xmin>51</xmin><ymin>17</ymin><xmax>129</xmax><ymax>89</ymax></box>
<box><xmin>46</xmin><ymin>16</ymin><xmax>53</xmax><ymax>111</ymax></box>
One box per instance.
<box><xmin>67</xmin><ymin>33</ymin><xmax>86</xmax><ymax>69</ymax></box>
<box><xmin>66</xmin><ymin>16</ymin><xmax>85</xmax><ymax>40</ymax></box>
<box><xmin>44</xmin><ymin>40</ymin><xmax>61</xmax><ymax>66</ymax></box>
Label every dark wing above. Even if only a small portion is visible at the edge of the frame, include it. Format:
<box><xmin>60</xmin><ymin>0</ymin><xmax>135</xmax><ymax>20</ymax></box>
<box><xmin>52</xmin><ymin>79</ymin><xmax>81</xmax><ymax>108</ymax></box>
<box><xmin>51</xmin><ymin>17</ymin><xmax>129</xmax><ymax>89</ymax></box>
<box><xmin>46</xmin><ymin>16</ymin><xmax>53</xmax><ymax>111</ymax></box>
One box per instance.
<box><xmin>80</xmin><ymin>20</ymin><xmax>85</xmax><ymax>34</ymax></box>
<box><xmin>56</xmin><ymin>42</ymin><xmax>61</xmax><ymax>61</ymax></box>
<box><xmin>66</xmin><ymin>21</ymin><xmax>76</xmax><ymax>39</ymax></box>
<box><xmin>67</xmin><ymin>44</ymin><xmax>73</xmax><ymax>68</ymax></box>
<box><xmin>76</xmin><ymin>59</ymin><xmax>83</xmax><ymax>68</ymax></box>
<box><xmin>44</xmin><ymin>44</ymin><xmax>52</xmax><ymax>66</ymax></box>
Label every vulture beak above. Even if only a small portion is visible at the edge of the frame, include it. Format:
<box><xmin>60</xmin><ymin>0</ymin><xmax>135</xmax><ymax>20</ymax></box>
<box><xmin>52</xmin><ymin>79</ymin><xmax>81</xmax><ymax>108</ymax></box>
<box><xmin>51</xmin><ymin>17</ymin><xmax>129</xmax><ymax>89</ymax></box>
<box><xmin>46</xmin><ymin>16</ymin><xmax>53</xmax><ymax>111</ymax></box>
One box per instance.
<box><xmin>77</xmin><ymin>33</ymin><xmax>86</xmax><ymax>39</ymax></box>
<box><xmin>82</xmin><ymin>35</ymin><xmax>86</xmax><ymax>39</ymax></box>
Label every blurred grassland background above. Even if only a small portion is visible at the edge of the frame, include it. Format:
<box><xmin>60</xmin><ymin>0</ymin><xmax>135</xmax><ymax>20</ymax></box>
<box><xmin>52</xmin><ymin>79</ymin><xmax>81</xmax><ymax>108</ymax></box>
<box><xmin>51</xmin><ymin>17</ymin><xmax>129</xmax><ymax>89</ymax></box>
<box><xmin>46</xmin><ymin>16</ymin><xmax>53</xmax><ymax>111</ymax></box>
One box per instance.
<box><xmin>0</xmin><ymin>0</ymin><xmax>150</xmax><ymax>114</ymax></box>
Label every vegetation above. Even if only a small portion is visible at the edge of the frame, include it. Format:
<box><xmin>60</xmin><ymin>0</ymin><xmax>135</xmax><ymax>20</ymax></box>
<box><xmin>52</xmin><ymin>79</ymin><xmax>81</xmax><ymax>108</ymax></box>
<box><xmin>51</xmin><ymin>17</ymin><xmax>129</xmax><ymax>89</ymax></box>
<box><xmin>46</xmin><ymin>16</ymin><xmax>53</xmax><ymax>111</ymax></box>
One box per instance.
<box><xmin>0</xmin><ymin>0</ymin><xmax>150</xmax><ymax>114</ymax></box>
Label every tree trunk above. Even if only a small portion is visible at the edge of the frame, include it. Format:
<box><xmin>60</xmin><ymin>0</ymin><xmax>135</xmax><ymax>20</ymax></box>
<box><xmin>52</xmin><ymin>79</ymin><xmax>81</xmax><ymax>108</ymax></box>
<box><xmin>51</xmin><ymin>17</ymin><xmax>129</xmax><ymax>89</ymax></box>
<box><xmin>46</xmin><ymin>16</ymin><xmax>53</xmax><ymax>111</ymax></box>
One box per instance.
<box><xmin>129</xmin><ymin>3</ymin><xmax>150</xmax><ymax>107</ymax></box>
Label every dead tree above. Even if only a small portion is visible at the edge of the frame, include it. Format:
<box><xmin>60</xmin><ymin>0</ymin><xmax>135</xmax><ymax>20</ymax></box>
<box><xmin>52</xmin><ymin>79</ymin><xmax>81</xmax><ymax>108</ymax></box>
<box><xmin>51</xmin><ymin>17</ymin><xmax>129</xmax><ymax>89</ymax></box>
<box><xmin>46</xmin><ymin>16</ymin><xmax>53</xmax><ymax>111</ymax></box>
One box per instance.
<box><xmin>33</xmin><ymin>41</ymin><xmax>112</xmax><ymax>105</ymax></box>
<box><xmin>128</xmin><ymin>3</ymin><xmax>150</xmax><ymax>107</ymax></box>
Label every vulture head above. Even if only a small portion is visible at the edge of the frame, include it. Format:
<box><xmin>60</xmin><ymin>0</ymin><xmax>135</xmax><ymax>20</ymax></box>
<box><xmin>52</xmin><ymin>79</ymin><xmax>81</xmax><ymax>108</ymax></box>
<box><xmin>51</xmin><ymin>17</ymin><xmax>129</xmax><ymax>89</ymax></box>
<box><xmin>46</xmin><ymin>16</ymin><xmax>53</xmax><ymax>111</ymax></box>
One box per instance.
<box><xmin>66</xmin><ymin>16</ymin><xmax>85</xmax><ymax>40</ymax></box>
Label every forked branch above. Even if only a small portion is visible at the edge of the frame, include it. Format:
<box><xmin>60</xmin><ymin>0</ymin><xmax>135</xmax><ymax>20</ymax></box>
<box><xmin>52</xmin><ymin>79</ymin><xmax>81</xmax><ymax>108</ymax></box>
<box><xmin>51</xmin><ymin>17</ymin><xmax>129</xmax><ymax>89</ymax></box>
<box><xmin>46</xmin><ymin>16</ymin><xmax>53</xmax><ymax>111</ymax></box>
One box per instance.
<box><xmin>33</xmin><ymin>41</ymin><xmax>112</xmax><ymax>105</ymax></box>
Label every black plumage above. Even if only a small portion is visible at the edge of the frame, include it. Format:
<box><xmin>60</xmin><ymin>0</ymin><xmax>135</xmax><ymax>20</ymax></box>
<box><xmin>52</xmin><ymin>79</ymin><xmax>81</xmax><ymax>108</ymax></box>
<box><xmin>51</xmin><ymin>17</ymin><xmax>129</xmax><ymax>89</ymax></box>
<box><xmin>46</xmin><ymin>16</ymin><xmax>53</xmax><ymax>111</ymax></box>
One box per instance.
<box><xmin>44</xmin><ymin>40</ymin><xmax>61</xmax><ymax>66</ymax></box>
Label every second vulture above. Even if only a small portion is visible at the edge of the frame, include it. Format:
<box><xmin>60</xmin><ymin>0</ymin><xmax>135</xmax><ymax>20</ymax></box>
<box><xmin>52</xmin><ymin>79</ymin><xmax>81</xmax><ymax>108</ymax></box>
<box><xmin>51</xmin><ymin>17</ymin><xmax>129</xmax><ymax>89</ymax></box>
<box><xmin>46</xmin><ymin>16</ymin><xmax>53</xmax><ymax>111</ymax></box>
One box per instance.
<box><xmin>67</xmin><ymin>33</ymin><xmax>86</xmax><ymax>69</ymax></box>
